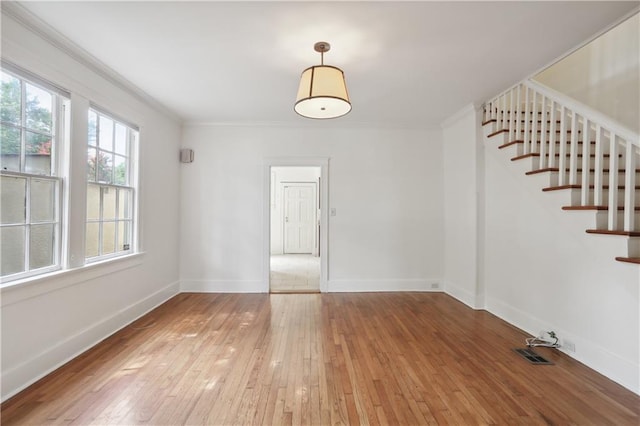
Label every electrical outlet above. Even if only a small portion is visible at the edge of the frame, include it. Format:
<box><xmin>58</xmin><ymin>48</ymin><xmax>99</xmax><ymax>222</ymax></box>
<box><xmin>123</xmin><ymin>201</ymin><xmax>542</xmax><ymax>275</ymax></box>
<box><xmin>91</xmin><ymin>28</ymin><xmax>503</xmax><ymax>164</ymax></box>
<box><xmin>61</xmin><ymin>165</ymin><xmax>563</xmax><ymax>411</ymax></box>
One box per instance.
<box><xmin>563</xmin><ymin>339</ymin><xmax>576</xmax><ymax>352</ymax></box>
<box><xmin>430</xmin><ymin>282</ymin><xmax>439</xmax><ymax>289</ymax></box>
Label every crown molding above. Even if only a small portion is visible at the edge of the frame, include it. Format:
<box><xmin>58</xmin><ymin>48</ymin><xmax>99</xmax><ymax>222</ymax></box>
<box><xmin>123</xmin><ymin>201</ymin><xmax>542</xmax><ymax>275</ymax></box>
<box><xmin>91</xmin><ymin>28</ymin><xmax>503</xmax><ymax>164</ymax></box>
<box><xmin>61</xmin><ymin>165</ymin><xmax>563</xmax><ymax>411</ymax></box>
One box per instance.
<box><xmin>184</xmin><ymin>119</ymin><xmax>441</xmax><ymax>131</ymax></box>
<box><xmin>1</xmin><ymin>2</ymin><xmax>183</xmax><ymax>125</ymax></box>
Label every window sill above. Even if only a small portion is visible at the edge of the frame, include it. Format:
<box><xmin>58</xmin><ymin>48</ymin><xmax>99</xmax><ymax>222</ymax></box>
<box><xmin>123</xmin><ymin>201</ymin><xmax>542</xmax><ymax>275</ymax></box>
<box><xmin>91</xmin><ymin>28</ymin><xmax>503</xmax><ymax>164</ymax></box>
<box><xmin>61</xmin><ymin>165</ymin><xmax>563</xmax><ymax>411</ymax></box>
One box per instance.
<box><xmin>0</xmin><ymin>252</ymin><xmax>146</xmax><ymax>307</ymax></box>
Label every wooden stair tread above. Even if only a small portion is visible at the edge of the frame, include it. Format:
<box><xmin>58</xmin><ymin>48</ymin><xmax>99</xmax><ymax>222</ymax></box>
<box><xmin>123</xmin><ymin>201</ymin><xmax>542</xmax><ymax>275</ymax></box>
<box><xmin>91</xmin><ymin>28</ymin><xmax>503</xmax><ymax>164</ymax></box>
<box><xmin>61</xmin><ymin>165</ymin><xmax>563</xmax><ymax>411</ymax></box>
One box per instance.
<box><xmin>586</xmin><ymin>229</ymin><xmax>640</xmax><ymax>237</ymax></box>
<box><xmin>525</xmin><ymin>167</ymin><xmax>638</xmax><ymax>174</ymax></box>
<box><xmin>510</xmin><ymin>153</ymin><xmax>618</xmax><ymax>161</ymax></box>
<box><xmin>487</xmin><ymin>129</ymin><xmax>509</xmax><ymax>138</ymax></box>
<box><xmin>493</xmin><ymin>138</ymin><xmax>597</xmax><ymax>145</ymax></box>
<box><xmin>526</xmin><ymin>168</ymin><xmax>558</xmax><ymax>175</ymax></box>
<box><xmin>542</xmin><ymin>184</ymin><xmax>640</xmax><ymax>192</ymax></box>
<box><xmin>615</xmin><ymin>257</ymin><xmax>640</xmax><ymax>264</ymax></box>
<box><xmin>498</xmin><ymin>141</ymin><xmax>523</xmax><ymax>149</ymax></box>
<box><xmin>562</xmin><ymin>205</ymin><xmax>640</xmax><ymax>211</ymax></box>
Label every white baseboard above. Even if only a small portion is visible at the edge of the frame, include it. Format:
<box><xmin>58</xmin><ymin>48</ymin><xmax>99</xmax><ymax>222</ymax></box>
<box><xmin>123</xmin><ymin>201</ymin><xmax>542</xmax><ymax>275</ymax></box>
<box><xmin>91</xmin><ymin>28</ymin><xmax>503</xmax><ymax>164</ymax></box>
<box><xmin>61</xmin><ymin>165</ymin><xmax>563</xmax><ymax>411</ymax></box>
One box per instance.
<box><xmin>327</xmin><ymin>279</ymin><xmax>441</xmax><ymax>293</ymax></box>
<box><xmin>444</xmin><ymin>280</ymin><xmax>483</xmax><ymax>310</ymax></box>
<box><xmin>1</xmin><ymin>280</ymin><xmax>180</xmax><ymax>402</ymax></box>
<box><xmin>486</xmin><ymin>296</ymin><xmax>639</xmax><ymax>395</ymax></box>
<box><xmin>180</xmin><ymin>279</ymin><xmax>267</xmax><ymax>293</ymax></box>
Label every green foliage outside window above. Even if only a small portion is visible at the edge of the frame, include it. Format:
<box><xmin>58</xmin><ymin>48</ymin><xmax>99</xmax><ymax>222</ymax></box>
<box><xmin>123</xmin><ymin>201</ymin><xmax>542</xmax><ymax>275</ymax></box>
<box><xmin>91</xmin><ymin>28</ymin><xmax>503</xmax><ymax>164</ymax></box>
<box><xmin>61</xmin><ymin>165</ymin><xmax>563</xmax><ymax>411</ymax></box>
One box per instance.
<box><xmin>1</xmin><ymin>73</ymin><xmax>53</xmax><ymax>157</ymax></box>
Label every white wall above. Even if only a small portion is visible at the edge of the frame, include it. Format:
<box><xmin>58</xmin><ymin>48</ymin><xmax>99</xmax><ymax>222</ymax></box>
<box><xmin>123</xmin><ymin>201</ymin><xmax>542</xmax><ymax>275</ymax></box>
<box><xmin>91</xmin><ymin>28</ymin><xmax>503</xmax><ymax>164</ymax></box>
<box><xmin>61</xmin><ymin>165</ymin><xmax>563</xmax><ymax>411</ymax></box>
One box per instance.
<box><xmin>1</xmin><ymin>13</ymin><xmax>182</xmax><ymax>400</ymax></box>
<box><xmin>534</xmin><ymin>13</ymin><xmax>639</xmax><ymax>133</ymax></box>
<box><xmin>180</xmin><ymin>125</ymin><xmax>444</xmax><ymax>293</ymax></box>
<box><xmin>270</xmin><ymin>166</ymin><xmax>320</xmax><ymax>255</ymax></box>
<box><xmin>442</xmin><ymin>105</ymin><xmax>485</xmax><ymax>308</ymax></box>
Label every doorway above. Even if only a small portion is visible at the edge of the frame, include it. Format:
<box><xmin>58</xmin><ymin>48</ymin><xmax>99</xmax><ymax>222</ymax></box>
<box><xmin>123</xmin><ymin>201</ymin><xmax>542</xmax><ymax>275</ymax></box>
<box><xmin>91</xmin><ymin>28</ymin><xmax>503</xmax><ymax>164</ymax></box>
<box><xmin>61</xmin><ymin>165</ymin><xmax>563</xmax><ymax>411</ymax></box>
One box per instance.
<box><xmin>264</xmin><ymin>159</ymin><xmax>328</xmax><ymax>293</ymax></box>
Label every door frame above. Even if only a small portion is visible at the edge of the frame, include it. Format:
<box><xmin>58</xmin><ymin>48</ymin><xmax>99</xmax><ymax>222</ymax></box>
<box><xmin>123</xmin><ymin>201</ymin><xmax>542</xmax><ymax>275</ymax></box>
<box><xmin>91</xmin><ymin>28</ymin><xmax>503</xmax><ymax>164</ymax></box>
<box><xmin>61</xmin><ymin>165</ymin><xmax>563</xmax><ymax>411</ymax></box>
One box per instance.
<box><xmin>263</xmin><ymin>157</ymin><xmax>329</xmax><ymax>293</ymax></box>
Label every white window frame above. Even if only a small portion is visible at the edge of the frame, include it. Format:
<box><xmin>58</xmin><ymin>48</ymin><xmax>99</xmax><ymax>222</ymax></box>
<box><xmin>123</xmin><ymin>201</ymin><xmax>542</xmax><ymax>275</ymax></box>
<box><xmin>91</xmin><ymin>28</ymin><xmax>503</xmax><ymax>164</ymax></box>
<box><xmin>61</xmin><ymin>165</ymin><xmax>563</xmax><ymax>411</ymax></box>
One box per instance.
<box><xmin>85</xmin><ymin>107</ymin><xmax>138</xmax><ymax>263</ymax></box>
<box><xmin>0</xmin><ymin>67</ymin><xmax>69</xmax><ymax>283</ymax></box>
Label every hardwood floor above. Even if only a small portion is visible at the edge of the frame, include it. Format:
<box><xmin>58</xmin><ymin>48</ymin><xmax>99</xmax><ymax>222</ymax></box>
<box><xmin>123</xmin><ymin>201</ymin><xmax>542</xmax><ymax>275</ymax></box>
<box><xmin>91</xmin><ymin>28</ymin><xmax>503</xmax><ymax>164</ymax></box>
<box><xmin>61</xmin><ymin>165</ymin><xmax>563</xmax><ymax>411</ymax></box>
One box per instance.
<box><xmin>2</xmin><ymin>293</ymin><xmax>639</xmax><ymax>425</ymax></box>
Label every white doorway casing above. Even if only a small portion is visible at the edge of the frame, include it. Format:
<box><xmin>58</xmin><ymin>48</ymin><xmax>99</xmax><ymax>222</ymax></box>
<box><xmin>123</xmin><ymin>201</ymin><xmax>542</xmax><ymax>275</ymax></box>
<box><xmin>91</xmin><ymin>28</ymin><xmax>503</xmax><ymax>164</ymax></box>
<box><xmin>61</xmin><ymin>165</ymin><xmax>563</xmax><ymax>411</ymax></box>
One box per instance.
<box><xmin>263</xmin><ymin>158</ymin><xmax>329</xmax><ymax>292</ymax></box>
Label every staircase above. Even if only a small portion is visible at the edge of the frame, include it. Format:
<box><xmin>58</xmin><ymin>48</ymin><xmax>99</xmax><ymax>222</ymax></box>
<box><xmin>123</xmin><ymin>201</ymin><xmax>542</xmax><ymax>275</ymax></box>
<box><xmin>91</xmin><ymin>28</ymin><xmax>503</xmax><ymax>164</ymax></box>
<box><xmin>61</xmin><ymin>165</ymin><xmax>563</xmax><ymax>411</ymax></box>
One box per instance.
<box><xmin>483</xmin><ymin>80</ymin><xmax>640</xmax><ymax>264</ymax></box>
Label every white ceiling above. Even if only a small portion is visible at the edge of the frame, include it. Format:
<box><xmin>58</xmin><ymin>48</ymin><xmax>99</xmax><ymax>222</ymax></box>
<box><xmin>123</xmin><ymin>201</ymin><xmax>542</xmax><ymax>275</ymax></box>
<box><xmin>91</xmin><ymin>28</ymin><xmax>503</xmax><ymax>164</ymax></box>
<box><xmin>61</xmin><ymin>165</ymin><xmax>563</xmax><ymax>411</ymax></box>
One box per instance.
<box><xmin>15</xmin><ymin>1</ymin><xmax>638</xmax><ymax>127</ymax></box>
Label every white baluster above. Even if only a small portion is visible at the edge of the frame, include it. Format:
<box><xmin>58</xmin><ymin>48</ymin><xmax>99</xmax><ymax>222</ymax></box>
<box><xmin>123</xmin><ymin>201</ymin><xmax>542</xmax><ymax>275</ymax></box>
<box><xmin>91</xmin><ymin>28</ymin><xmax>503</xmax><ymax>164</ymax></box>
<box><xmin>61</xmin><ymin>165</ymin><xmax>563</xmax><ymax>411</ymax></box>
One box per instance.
<box><xmin>523</xmin><ymin>88</ymin><xmax>531</xmax><ymax>154</ymax></box>
<box><xmin>539</xmin><ymin>96</ymin><xmax>548</xmax><ymax>168</ymax></box>
<box><xmin>569</xmin><ymin>112</ymin><xmax>579</xmax><ymax>185</ymax></box>
<box><xmin>581</xmin><ymin>118</ymin><xmax>591</xmax><ymax>205</ymax></box>
<box><xmin>593</xmin><ymin>125</ymin><xmax>604</xmax><ymax>206</ymax></box>
<box><xmin>509</xmin><ymin>88</ymin><xmax>516</xmax><ymax>141</ymax></box>
<box><xmin>548</xmin><ymin>101</ymin><xmax>557</xmax><ymax>169</ymax></box>
<box><xmin>608</xmin><ymin>132</ymin><xmax>619</xmax><ymax>230</ymax></box>
<box><xmin>558</xmin><ymin>106</ymin><xmax>567</xmax><ymax>185</ymax></box>
<box><xmin>623</xmin><ymin>142</ymin><xmax>637</xmax><ymax>232</ymax></box>
<box><xmin>531</xmin><ymin>91</ymin><xmax>539</xmax><ymax>154</ymax></box>
<box><xmin>515</xmin><ymin>86</ymin><xmax>522</xmax><ymax>141</ymax></box>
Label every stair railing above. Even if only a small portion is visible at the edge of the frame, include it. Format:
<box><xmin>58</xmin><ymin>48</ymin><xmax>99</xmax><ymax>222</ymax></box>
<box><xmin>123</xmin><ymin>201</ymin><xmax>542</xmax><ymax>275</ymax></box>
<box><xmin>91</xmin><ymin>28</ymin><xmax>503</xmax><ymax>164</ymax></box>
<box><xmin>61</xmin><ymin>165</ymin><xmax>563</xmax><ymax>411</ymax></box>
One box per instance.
<box><xmin>484</xmin><ymin>80</ymin><xmax>640</xmax><ymax>232</ymax></box>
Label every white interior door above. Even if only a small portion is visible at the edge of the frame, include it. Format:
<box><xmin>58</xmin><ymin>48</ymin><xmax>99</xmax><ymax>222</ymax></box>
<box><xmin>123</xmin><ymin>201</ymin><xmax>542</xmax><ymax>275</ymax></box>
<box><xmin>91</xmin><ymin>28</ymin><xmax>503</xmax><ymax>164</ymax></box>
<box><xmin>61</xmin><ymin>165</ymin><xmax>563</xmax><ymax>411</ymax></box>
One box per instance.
<box><xmin>283</xmin><ymin>184</ymin><xmax>316</xmax><ymax>254</ymax></box>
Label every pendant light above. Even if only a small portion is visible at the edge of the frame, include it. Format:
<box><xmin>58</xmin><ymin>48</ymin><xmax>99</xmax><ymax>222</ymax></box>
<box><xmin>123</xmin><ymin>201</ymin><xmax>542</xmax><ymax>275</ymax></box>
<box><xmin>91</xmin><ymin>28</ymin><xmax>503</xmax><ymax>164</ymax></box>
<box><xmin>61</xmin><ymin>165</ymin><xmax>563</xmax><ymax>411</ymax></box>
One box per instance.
<box><xmin>294</xmin><ymin>42</ymin><xmax>351</xmax><ymax>119</ymax></box>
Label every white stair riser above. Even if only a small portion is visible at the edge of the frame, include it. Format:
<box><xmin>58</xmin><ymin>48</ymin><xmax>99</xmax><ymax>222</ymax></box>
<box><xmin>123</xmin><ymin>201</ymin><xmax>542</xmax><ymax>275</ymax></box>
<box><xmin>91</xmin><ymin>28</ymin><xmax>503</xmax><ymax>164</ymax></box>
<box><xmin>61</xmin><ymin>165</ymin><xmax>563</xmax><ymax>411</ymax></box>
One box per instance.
<box><xmin>593</xmin><ymin>211</ymin><xmax>640</xmax><ymax>231</ymax></box>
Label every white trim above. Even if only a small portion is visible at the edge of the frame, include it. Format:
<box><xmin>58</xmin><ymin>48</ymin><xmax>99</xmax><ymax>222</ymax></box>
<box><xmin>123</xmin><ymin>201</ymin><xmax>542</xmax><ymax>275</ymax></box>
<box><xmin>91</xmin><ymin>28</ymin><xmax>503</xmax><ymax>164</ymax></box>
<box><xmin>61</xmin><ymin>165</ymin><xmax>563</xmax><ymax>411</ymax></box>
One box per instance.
<box><xmin>263</xmin><ymin>157</ymin><xmax>330</xmax><ymax>293</ymax></box>
<box><xmin>444</xmin><ymin>280</ymin><xmax>482</xmax><ymax>310</ymax></box>
<box><xmin>0</xmin><ymin>252</ymin><xmax>145</xmax><ymax>307</ymax></box>
<box><xmin>184</xmin><ymin>120</ymin><xmax>441</xmax><ymax>131</ymax></box>
<box><xmin>1</xmin><ymin>279</ymin><xmax>179</xmax><ymax>402</ymax></box>
<box><xmin>1</xmin><ymin>2</ymin><xmax>182</xmax><ymax>125</ymax></box>
<box><xmin>180</xmin><ymin>280</ymin><xmax>265</xmax><ymax>293</ymax></box>
<box><xmin>327</xmin><ymin>279</ymin><xmax>439</xmax><ymax>293</ymax></box>
<box><xmin>486</xmin><ymin>296</ymin><xmax>639</xmax><ymax>395</ymax></box>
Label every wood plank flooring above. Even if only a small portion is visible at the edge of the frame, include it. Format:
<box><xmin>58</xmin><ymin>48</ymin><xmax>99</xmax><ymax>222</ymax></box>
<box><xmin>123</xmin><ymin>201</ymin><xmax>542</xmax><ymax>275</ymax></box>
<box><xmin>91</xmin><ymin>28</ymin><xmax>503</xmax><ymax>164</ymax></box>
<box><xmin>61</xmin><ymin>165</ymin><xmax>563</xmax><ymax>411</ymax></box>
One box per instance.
<box><xmin>2</xmin><ymin>293</ymin><xmax>639</xmax><ymax>425</ymax></box>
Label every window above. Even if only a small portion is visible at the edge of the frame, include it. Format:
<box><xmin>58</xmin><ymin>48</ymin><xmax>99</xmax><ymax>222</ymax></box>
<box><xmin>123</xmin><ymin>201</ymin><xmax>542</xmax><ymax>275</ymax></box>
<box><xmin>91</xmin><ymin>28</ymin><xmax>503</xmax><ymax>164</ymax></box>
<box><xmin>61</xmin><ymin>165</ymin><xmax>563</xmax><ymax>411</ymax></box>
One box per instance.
<box><xmin>85</xmin><ymin>108</ymin><xmax>137</xmax><ymax>261</ymax></box>
<box><xmin>1</xmin><ymin>69</ymin><xmax>65</xmax><ymax>281</ymax></box>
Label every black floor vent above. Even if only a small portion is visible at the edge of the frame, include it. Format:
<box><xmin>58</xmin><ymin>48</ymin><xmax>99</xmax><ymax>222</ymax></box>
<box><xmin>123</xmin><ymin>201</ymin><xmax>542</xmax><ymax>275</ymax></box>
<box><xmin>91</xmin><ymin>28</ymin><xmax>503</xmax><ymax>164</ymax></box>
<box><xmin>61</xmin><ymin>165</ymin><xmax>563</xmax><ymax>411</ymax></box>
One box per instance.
<box><xmin>513</xmin><ymin>348</ymin><xmax>554</xmax><ymax>365</ymax></box>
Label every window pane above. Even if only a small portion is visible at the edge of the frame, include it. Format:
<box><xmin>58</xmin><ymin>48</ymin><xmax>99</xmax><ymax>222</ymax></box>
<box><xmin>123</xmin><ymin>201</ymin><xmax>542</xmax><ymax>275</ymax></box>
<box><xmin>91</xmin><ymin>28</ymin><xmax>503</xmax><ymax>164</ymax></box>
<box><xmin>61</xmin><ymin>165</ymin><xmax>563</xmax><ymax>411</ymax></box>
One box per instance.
<box><xmin>114</xmin><ymin>155</ymin><xmax>127</xmax><ymax>185</ymax></box>
<box><xmin>25</xmin><ymin>131</ymin><xmax>52</xmax><ymax>175</ymax></box>
<box><xmin>0</xmin><ymin>72</ymin><xmax>21</xmax><ymax>125</ymax></box>
<box><xmin>114</xmin><ymin>123</ymin><xmax>127</xmax><ymax>155</ymax></box>
<box><xmin>102</xmin><ymin>221</ymin><xmax>115</xmax><ymax>255</ymax></box>
<box><xmin>1</xmin><ymin>226</ymin><xmax>26</xmax><ymax>276</ymax></box>
<box><xmin>97</xmin><ymin>152</ymin><xmax>113</xmax><ymax>184</ymax></box>
<box><xmin>29</xmin><ymin>223</ymin><xmax>54</xmax><ymax>269</ymax></box>
<box><xmin>102</xmin><ymin>187</ymin><xmax>116</xmax><ymax>220</ymax></box>
<box><xmin>86</xmin><ymin>184</ymin><xmax>100</xmax><ymax>221</ymax></box>
<box><xmin>1</xmin><ymin>175</ymin><xmax>26</xmax><ymax>224</ymax></box>
<box><xmin>31</xmin><ymin>179</ymin><xmax>55</xmax><ymax>222</ymax></box>
<box><xmin>118</xmin><ymin>221</ymin><xmax>131</xmax><ymax>251</ymax></box>
<box><xmin>0</xmin><ymin>125</ymin><xmax>21</xmax><ymax>172</ymax></box>
<box><xmin>98</xmin><ymin>115</ymin><xmax>113</xmax><ymax>151</ymax></box>
<box><xmin>118</xmin><ymin>189</ymin><xmax>131</xmax><ymax>219</ymax></box>
<box><xmin>85</xmin><ymin>222</ymin><xmax>99</xmax><ymax>258</ymax></box>
<box><xmin>88</xmin><ymin>110</ymin><xmax>97</xmax><ymax>146</ymax></box>
<box><xmin>87</xmin><ymin>147</ymin><xmax>97</xmax><ymax>182</ymax></box>
<box><xmin>25</xmin><ymin>83</ymin><xmax>53</xmax><ymax>133</ymax></box>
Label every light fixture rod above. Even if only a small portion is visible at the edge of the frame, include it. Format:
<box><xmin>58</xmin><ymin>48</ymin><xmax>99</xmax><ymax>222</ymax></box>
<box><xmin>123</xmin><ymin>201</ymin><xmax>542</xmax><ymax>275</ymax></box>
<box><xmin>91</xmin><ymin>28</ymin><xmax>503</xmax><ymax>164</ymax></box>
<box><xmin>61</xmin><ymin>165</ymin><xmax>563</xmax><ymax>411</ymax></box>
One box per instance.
<box><xmin>314</xmin><ymin>41</ymin><xmax>330</xmax><ymax>66</ymax></box>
